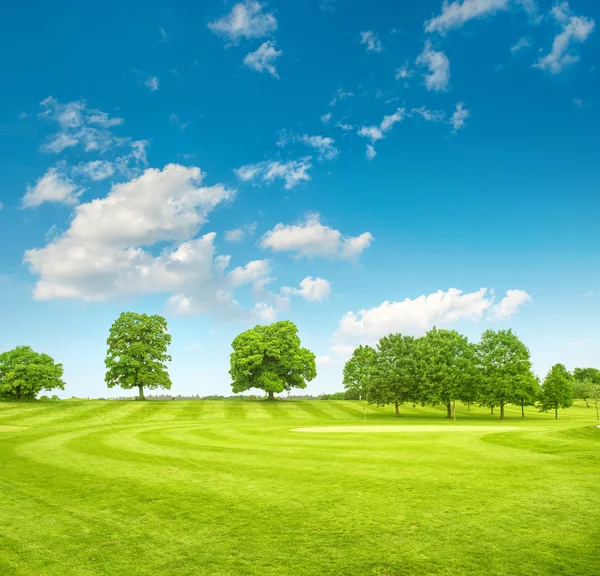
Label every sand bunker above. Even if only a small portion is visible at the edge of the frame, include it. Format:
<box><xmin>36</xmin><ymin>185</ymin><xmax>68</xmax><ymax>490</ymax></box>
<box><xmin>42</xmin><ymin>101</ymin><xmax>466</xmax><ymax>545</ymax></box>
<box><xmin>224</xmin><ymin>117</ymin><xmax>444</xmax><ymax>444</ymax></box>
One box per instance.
<box><xmin>0</xmin><ymin>425</ymin><xmax>30</xmax><ymax>432</ymax></box>
<box><xmin>293</xmin><ymin>425</ymin><xmax>521</xmax><ymax>433</ymax></box>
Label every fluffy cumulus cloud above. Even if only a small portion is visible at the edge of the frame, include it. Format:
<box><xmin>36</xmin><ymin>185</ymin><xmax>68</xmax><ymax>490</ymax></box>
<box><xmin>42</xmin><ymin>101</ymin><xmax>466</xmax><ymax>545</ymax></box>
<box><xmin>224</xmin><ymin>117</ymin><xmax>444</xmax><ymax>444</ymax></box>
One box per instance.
<box><xmin>488</xmin><ymin>289</ymin><xmax>532</xmax><ymax>319</ymax></box>
<box><xmin>74</xmin><ymin>160</ymin><xmax>116</xmax><ymax>181</ymax></box>
<box><xmin>235</xmin><ymin>157</ymin><xmax>312</xmax><ymax>189</ymax></box>
<box><xmin>298</xmin><ymin>135</ymin><xmax>339</xmax><ymax>160</ymax></box>
<box><xmin>260</xmin><ymin>213</ymin><xmax>373</xmax><ymax>260</ymax></box>
<box><xmin>416</xmin><ymin>41</ymin><xmax>450</xmax><ymax>92</ymax></box>
<box><xmin>208</xmin><ymin>0</ymin><xmax>277</xmax><ymax>43</ymax></box>
<box><xmin>23</xmin><ymin>164</ymin><xmax>271</xmax><ymax>319</ymax></box>
<box><xmin>425</xmin><ymin>0</ymin><xmax>514</xmax><ymax>34</ymax></box>
<box><xmin>228</xmin><ymin>259</ymin><xmax>271</xmax><ymax>287</ymax></box>
<box><xmin>22</xmin><ymin>164</ymin><xmax>83</xmax><ymax>208</ymax></box>
<box><xmin>449</xmin><ymin>102</ymin><xmax>470</xmax><ymax>132</ymax></box>
<box><xmin>244</xmin><ymin>40</ymin><xmax>282</xmax><ymax>77</ymax></box>
<box><xmin>281</xmin><ymin>276</ymin><xmax>332</xmax><ymax>302</ymax></box>
<box><xmin>535</xmin><ymin>2</ymin><xmax>595</xmax><ymax>74</ymax></box>
<box><xmin>360</xmin><ymin>30</ymin><xmax>383</xmax><ymax>52</ymax></box>
<box><xmin>334</xmin><ymin>287</ymin><xmax>531</xmax><ymax>346</ymax></box>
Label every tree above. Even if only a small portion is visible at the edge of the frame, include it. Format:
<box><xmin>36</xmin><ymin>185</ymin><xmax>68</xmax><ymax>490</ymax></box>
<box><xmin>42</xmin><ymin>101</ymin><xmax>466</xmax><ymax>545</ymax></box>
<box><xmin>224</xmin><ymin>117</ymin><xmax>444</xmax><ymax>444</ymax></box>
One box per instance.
<box><xmin>420</xmin><ymin>328</ymin><xmax>475</xmax><ymax>419</ymax></box>
<box><xmin>539</xmin><ymin>364</ymin><xmax>573</xmax><ymax>419</ymax></box>
<box><xmin>513</xmin><ymin>373</ymin><xmax>540</xmax><ymax>417</ymax></box>
<box><xmin>477</xmin><ymin>329</ymin><xmax>534</xmax><ymax>420</ymax></box>
<box><xmin>0</xmin><ymin>346</ymin><xmax>65</xmax><ymax>401</ymax></box>
<box><xmin>588</xmin><ymin>381</ymin><xmax>600</xmax><ymax>420</ymax></box>
<box><xmin>572</xmin><ymin>368</ymin><xmax>600</xmax><ymax>407</ymax></box>
<box><xmin>230</xmin><ymin>321</ymin><xmax>316</xmax><ymax>400</ymax></box>
<box><xmin>105</xmin><ymin>312</ymin><xmax>172</xmax><ymax>400</ymax></box>
<box><xmin>343</xmin><ymin>345</ymin><xmax>376</xmax><ymax>400</ymax></box>
<box><xmin>368</xmin><ymin>334</ymin><xmax>419</xmax><ymax>417</ymax></box>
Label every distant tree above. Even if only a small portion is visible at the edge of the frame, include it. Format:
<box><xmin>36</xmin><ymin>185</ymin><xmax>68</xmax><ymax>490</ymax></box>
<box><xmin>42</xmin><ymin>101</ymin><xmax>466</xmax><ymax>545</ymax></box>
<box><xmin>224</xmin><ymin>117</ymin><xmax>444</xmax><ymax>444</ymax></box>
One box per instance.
<box><xmin>513</xmin><ymin>373</ymin><xmax>540</xmax><ymax>417</ymax></box>
<box><xmin>588</xmin><ymin>382</ymin><xmax>600</xmax><ymax>420</ymax></box>
<box><xmin>343</xmin><ymin>388</ymin><xmax>361</xmax><ymax>400</ymax></box>
<box><xmin>477</xmin><ymin>329</ymin><xmax>534</xmax><ymax>420</ymax></box>
<box><xmin>572</xmin><ymin>368</ymin><xmax>600</xmax><ymax>407</ymax></box>
<box><xmin>343</xmin><ymin>345</ymin><xmax>376</xmax><ymax>401</ymax></box>
<box><xmin>369</xmin><ymin>334</ymin><xmax>419</xmax><ymax>417</ymax></box>
<box><xmin>230</xmin><ymin>321</ymin><xmax>316</xmax><ymax>400</ymax></box>
<box><xmin>0</xmin><ymin>346</ymin><xmax>65</xmax><ymax>401</ymax></box>
<box><xmin>539</xmin><ymin>364</ymin><xmax>573</xmax><ymax>419</ymax></box>
<box><xmin>420</xmin><ymin>328</ymin><xmax>475</xmax><ymax>419</ymax></box>
<box><xmin>105</xmin><ymin>312</ymin><xmax>172</xmax><ymax>400</ymax></box>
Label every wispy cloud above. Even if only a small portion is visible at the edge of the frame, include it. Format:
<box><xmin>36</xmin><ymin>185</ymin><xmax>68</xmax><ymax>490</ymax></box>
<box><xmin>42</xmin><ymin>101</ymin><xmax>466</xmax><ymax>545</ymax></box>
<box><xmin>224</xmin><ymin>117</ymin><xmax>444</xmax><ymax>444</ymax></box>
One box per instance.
<box><xmin>360</xmin><ymin>30</ymin><xmax>383</xmax><ymax>52</ymax></box>
<box><xmin>144</xmin><ymin>76</ymin><xmax>160</xmax><ymax>91</ymax></box>
<box><xmin>244</xmin><ymin>40</ymin><xmax>282</xmax><ymax>78</ymax></box>
<box><xmin>449</xmin><ymin>102</ymin><xmax>470</xmax><ymax>133</ymax></box>
<box><xmin>236</xmin><ymin>158</ymin><xmax>312</xmax><ymax>189</ymax></box>
<box><xmin>416</xmin><ymin>41</ymin><xmax>450</xmax><ymax>92</ymax></box>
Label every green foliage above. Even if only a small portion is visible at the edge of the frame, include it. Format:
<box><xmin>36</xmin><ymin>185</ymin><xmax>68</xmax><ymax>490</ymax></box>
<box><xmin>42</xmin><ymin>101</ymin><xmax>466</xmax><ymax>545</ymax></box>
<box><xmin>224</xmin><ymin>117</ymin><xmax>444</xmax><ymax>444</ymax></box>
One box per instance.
<box><xmin>105</xmin><ymin>312</ymin><xmax>172</xmax><ymax>400</ymax></box>
<box><xmin>368</xmin><ymin>334</ymin><xmax>419</xmax><ymax>416</ymax></box>
<box><xmin>0</xmin><ymin>345</ymin><xmax>65</xmax><ymax>401</ymax></box>
<box><xmin>342</xmin><ymin>345</ymin><xmax>376</xmax><ymax>400</ymax></box>
<box><xmin>477</xmin><ymin>329</ymin><xmax>536</xmax><ymax>419</ymax></box>
<box><xmin>539</xmin><ymin>363</ymin><xmax>573</xmax><ymax>418</ymax></box>
<box><xmin>229</xmin><ymin>320</ymin><xmax>316</xmax><ymax>398</ymax></box>
<box><xmin>572</xmin><ymin>368</ymin><xmax>600</xmax><ymax>406</ymax></box>
<box><xmin>420</xmin><ymin>328</ymin><xmax>475</xmax><ymax>418</ymax></box>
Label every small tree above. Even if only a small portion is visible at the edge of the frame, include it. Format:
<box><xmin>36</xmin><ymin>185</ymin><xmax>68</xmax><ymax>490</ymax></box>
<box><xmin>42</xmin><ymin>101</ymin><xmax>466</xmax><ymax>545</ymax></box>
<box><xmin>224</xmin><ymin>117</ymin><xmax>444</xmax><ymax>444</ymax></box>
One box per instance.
<box><xmin>539</xmin><ymin>363</ymin><xmax>573</xmax><ymax>419</ymax></box>
<box><xmin>105</xmin><ymin>312</ymin><xmax>172</xmax><ymax>400</ymax></box>
<box><xmin>588</xmin><ymin>381</ymin><xmax>600</xmax><ymax>420</ymax></box>
<box><xmin>572</xmin><ymin>368</ymin><xmax>600</xmax><ymax>407</ymax></box>
<box><xmin>513</xmin><ymin>373</ymin><xmax>540</xmax><ymax>418</ymax></box>
<box><xmin>230</xmin><ymin>321</ymin><xmax>316</xmax><ymax>400</ymax></box>
<box><xmin>0</xmin><ymin>346</ymin><xmax>65</xmax><ymax>401</ymax></box>
<box><xmin>368</xmin><ymin>334</ymin><xmax>419</xmax><ymax>417</ymax></box>
<box><xmin>343</xmin><ymin>345</ymin><xmax>376</xmax><ymax>401</ymax></box>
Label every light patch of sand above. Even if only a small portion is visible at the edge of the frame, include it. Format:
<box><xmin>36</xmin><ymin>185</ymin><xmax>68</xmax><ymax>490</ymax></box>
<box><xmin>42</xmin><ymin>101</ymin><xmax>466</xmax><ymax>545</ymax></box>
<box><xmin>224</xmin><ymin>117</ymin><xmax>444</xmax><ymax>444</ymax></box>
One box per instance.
<box><xmin>0</xmin><ymin>425</ymin><xmax>31</xmax><ymax>432</ymax></box>
<box><xmin>293</xmin><ymin>425</ymin><xmax>522</xmax><ymax>433</ymax></box>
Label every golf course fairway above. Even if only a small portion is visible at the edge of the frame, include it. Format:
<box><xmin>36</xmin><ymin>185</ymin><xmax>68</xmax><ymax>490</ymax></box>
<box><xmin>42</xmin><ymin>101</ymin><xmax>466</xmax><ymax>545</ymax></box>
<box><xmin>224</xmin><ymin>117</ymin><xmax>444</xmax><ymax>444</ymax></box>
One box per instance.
<box><xmin>1</xmin><ymin>400</ymin><xmax>598</xmax><ymax>576</ymax></box>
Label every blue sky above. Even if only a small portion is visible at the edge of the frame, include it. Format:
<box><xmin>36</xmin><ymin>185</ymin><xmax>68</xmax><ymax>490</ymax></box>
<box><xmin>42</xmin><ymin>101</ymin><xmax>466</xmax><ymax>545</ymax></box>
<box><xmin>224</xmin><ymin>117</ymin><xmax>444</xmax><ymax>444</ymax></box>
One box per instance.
<box><xmin>0</xmin><ymin>0</ymin><xmax>598</xmax><ymax>397</ymax></box>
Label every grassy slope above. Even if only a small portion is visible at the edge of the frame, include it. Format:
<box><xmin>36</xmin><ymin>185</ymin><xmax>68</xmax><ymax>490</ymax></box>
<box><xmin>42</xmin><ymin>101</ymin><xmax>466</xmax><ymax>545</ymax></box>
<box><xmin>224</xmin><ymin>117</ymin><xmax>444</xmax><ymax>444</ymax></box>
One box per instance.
<box><xmin>0</xmin><ymin>400</ymin><xmax>598</xmax><ymax>576</ymax></box>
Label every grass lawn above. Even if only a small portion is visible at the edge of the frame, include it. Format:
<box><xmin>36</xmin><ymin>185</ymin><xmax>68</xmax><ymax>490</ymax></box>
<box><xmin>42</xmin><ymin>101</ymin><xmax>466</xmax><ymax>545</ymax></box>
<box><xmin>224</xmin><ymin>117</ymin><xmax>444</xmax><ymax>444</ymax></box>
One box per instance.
<box><xmin>0</xmin><ymin>400</ymin><xmax>598</xmax><ymax>576</ymax></box>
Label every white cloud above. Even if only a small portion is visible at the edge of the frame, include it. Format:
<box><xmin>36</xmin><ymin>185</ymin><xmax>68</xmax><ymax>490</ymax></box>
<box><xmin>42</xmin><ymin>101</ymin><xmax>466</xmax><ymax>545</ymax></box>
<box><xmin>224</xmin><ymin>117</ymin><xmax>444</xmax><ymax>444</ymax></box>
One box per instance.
<box><xmin>416</xmin><ymin>41</ymin><xmax>450</xmax><ymax>91</ymax></box>
<box><xmin>335</xmin><ymin>122</ymin><xmax>354</xmax><ymax>131</ymax></box>
<box><xmin>511</xmin><ymin>36</ymin><xmax>531</xmax><ymax>54</ymax></box>
<box><xmin>335</xmin><ymin>287</ymin><xmax>529</xmax><ymax>344</ymax></box>
<box><xmin>228</xmin><ymin>260</ymin><xmax>271</xmax><ymax>287</ymax></box>
<box><xmin>38</xmin><ymin>97</ymin><xmax>127</xmax><ymax>155</ymax></box>
<box><xmin>534</xmin><ymin>2</ymin><xmax>595</xmax><ymax>74</ymax></box>
<box><xmin>298</xmin><ymin>135</ymin><xmax>338</xmax><ymax>160</ymax></box>
<box><xmin>244</xmin><ymin>40</ymin><xmax>282</xmax><ymax>78</ymax></box>
<box><xmin>360</xmin><ymin>30</ymin><xmax>383</xmax><ymax>52</ymax></box>
<box><xmin>425</xmin><ymin>0</ymin><xmax>510</xmax><ymax>34</ymax></box>
<box><xmin>235</xmin><ymin>157</ymin><xmax>312</xmax><ymax>189</ymax></box>
<box><xmin>357</xmin><ymin>108</ymin><xmax>406</xmax><ymax>157</ymax></box>
<box><xmin>74</xmin><ymin>160</ymin><xmax>115</xmax><ymax>181</ymax></box>
<box><xmin>254</xmin><ymin>302</ymin><xmax>277</xmax><ymax>322</ymax></box>
<box><xmin>569</xmin><ymin>338</ymin><xmax>589</xmax><ymax>347</ymax></box>
<box><xmin>366</xmin><ymin>144</ymin><xmax>376</xmax><ymax>160</ymax></box>
<box><xmin>316</xmin><ymin>354</ymin><xmax>334</xmax><ymax>366</ymax></box>
<box><xmin>208</xmin><ymin>1</ymin><xmax>277</xmax><ymax>43</ymax></box>
<box><xmin>320</xmin><ymin>112</ymin><xmax>332</xmax><ymax>124</ymax></box>
<box><xmin>488</xmin><ymin>289</ymin><xmax>532</xmax><ymax>319</ymax></box>
<box><xmin>282</xmin><ymin>276</ymin><xmax>332</xmax><ymax>302</ymax></box>
<box><xmin>144</xmin><ymin>76</ymin><xmax>160</xmax><ymax>91</ymax></box>
<box><xmin>412</xmin><ymin>106</ymin><xmax>446</xmax><ymax>122</ymax></box>
<box><xmin>449</xmin><ymin>102</ymin><xmax>470</xmax><ymax>132</ymax></box>
<box><xmin>169</xmin><ymin>114</ymin><xmax>190</xmax><ymax>131</ymax></box>
<box><xmin>22</xmin><ymin>164</ymin><xmax>251</xmax><ymax>316</ymax></box>
<box><xmin>22</xmin><ymin>165</ymin><xmax>83</xmax><ymax>208</ymax></box>
<box><xmin>395</xmin><ymin>63</ymin><xmax>414</xmax><ymax>81</ymax></box>
<box><xmin>329</xmin><ymin>88</ymin><xmax>354</xmax><ymax>106</ymax></box>
<box><xmin>261</xmin><ymin>213</ymin><xmax>373</xmax><ymax>260</ymax></box>
<box><xmin>225</xmin><ymin>223</ymin><xmax>256</xmax><ymax>242</ymax></box>
<box><xmin>357</xmin><ymin>126</ymin><xmax>384</xmax><ymax>143</ymax></box>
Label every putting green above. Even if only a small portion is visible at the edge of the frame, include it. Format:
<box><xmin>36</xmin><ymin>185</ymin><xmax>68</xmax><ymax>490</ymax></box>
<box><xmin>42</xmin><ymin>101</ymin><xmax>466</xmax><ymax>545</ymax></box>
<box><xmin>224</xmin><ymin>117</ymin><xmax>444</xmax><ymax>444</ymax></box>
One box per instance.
<box><xmin>293</xmin><ymin>425</ymin><xmax>522</xmax><ymax>433</ymax></box>
<box><xmin>0</xmin><ymin>425</ymin><xmax>30</xmax><ymax>432</ymax></box>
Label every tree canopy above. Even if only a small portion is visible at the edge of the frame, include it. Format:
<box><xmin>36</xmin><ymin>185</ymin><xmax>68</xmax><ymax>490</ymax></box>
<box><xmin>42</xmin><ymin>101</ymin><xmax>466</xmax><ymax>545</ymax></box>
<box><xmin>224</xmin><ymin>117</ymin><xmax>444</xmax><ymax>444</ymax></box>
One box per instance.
<box><xmin>342</xmin><ymin>344</ymin><xmax>376</xmax><ymax>401</ymax></box>
<box><xmin>476</xmin><ymin>329</ymin><xmax>536</xmax><ymax>419</ymax></box>
<box><xmin>0</xmin><ymin>346</ymin><xmax>65</xmax><ymax>401</ymax></box>
<box><xmin>539</xmin><ymin>363</ymin><xmax>573</xmax><ymax>419</ymax></box>
<box><xmin>230</xmin><ymin>321</ymin><xmax>316</xmax><ymax>399</ymax></box>
<box><xmin>105</xmin><ymin>312</ymin><xmax>172</xmax><ymax>400</ymax></box>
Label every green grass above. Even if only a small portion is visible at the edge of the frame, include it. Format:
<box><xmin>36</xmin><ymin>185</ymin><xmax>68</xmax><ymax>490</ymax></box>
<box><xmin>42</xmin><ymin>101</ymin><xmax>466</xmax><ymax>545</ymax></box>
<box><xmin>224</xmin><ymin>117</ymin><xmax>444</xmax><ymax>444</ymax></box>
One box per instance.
<box><xmin>0</xmin><ymin>400</ymin><xmax>598</xmax><ymax>576</ymax></box>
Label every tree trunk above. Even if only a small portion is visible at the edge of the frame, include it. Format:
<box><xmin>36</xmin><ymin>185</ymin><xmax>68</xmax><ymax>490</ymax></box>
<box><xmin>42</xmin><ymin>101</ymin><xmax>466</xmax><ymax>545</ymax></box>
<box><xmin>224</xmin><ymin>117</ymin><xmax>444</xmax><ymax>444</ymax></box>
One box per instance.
<box><xmin>268</xmin><ymin>391</ymin><xmax>275</xmax><ymax>401</ymax></box>
<box><xmin>467</xmin><ymin>403</ymin><xmax>470</xmax><ymax>411</ymax></box>
<box><xmin>394</xmin><ymin>402</ymin><xmax>400</xmax><ymax>418</ymax></box>
<box><xmin>490</xmin><ymin>406</ymin><xmax>494</xmax><ymax>415</ymax></box>
<box><xmin>585</xmin><ymin>399</ymin><xmax>589</xmax><ymax>408</ymax></box>
<box><xmin>555</xmin><ymin>407</ymin><xmax>558</xmax><ymax>419</ymax></box>
<box><xmin>452</xmin><ymin>400</ymin><xmax>456</xmax><ymax>422</ymax></box>
<box><xmin>138</xmin><ymin>385</ymin><xmax>145</xmax><ymax>400</ymax></box>
<box><xmin>500</xmin><ymin>403</ymin><xmax>505</xmax><ymax>420</ymax></box>
<box><xmin>595</xmin><ymin>401</ymin><xmax>599</xmax><ymax>421</ymax></box>
<box><xmin>446</xmin><ymin>403</ymin><xmax>452</xmax><ymax>419</ymax></box>
<box><xmin>521</xmin><ymin>401</ymin><xmax>525</xmax><ymax>418</ymax></box>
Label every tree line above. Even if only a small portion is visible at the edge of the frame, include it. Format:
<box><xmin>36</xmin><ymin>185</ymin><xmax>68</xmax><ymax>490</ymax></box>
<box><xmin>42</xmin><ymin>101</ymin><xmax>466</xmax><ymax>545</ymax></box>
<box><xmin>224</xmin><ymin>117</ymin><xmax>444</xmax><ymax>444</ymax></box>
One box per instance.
<box><xmin>1</xmin><ymin>312</ymin><xmax>599</xmax><ymax>421</ymax></box>
<box><xmin>343</xmin><ymin>327</ymin><xmax>600</xmax><ymax>419</ymax></box>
